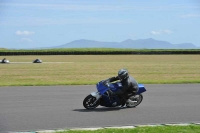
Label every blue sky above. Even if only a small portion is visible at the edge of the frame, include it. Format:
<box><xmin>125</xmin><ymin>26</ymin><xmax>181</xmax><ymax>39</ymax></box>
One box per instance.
<box><xmin>0</xmin><ymin>0</ymin><xmax>200</xmax><ymax>49</ymax></box>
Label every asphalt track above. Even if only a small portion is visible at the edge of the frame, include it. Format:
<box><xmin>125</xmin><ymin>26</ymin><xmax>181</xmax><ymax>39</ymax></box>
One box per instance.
<box><xmin>0</xmin><ymin>84</ymin><xmax>200</xmax><ymax>133</ymax></box>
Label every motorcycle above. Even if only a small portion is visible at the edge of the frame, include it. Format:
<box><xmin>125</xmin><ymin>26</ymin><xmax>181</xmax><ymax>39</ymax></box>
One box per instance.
<box><xmin>83</xmin><ymin>80</ymin><xmax>146</xmax><ymax>109</ymax></box>
<box><xmin>0</xmin><ymin>58</ymin><xmax>9</xmax><ymax>63</ymax></box>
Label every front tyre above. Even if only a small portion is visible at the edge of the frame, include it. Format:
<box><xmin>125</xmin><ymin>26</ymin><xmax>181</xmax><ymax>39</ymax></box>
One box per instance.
<box><xmin>126</xmin><ymin>94</ymin><xmax>143</xmax><ymax>108</ymax></box>
<box><xmin>83</xmin><ymin>94</ymin><xmax>100</xmax><ymax>109</ymax></box>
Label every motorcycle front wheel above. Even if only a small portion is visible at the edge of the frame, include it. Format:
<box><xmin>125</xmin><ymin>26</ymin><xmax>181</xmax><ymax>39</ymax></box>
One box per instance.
<box><xmin>126</xmin><ymin>94</ymin><xmax>143</xmax><ymax>108</ymax></box>
<box><xmin>83</xmin><ymin>94</ymin><xmax>100</xmax><ymax>109</ymax></box>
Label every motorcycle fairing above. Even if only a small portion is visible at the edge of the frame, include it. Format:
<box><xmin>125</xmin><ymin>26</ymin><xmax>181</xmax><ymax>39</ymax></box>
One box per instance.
<box><xmin>96</xmin><ymin>81</ymin><xmax>122</xmax><ymax>95</ymax></box>
<box><xmin>90</xmin><ymin>91</ymin><xmax>121</xmax><ymax>107</ymax></box>
<box><xmin>100</xmin><ymin>95</ymin><xmax>121</xmax><ymax>107</ymax></box>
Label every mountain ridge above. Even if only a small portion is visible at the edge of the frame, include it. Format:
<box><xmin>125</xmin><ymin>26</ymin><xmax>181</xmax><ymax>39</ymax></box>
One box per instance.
<box><xmin>52</xmin><ymin>38</ymin><xmax>199</xmax><ymax>49</ymax></box>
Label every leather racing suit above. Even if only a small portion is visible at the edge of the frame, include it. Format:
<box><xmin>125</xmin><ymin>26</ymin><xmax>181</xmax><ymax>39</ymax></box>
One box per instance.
<box><xmin>103</xmin><ymin>75</ymin><xmax>139</xmax><ymax>105</ymax></box>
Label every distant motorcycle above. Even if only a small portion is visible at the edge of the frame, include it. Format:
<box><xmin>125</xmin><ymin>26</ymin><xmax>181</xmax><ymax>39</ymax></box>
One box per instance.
<box><xmin>0</xmin><ymin>58</ymin><xmax>9</xmax><ymax>63</ymax></box>
<box><xmin>83</xmin><ymin>80</ymin><xmax>146</xmax><ymax>109</ymax></box>
<box><xmin>33</xmin><ymin>58</ymin><xmax>42</xmax><ymax>63</ymax></box>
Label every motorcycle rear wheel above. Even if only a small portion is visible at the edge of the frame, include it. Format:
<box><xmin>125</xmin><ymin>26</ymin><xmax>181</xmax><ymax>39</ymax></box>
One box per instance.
<box><xmin>126</xmin><ymin>94</ymin><xmax>143</xmax><ymax>108</ymax></box>
<box><xmin>83</xmin><ymin>94</ymin><xmax>100</xmax><ymax>109</ymax></box>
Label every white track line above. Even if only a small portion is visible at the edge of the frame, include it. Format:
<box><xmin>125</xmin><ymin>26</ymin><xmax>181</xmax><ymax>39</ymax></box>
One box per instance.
<box><xmin>5</xmin><ymin>62</ymin><xmax>74</xmax><ymax>64</ymax></box>
<box><xmin>10</xmin><ymin>122</ymin><xmax>200</xmax><ymax>133</ymax></box>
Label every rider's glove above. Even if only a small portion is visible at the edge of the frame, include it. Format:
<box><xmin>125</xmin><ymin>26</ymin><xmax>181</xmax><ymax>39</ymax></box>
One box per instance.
<box><xmin>105</xmin><ymin>82</ymin><xmax>110</xmax><ymax>87</ymax></box>
<box><xmin>103</xmin><ymin>81</ymin><xmax>110</xmax><ymax>87</ymax></box>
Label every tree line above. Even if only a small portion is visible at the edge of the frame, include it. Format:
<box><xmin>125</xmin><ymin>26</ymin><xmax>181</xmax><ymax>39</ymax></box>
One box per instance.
<box><xmin>0</xmin><ymin>49</ymin><xmax>200</xmax><ymax>55</ymax></box>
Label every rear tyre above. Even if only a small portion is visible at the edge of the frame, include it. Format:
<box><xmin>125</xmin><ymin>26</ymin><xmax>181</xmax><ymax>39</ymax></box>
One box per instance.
<box><xmin>126</xmin><ymin>94</ymin><xmax>143</xmax><ymax>108</ymax></box>
<box><xmin>83</xmin><ymin>94</ymin><xmax>100</xmax><ymax>109</ymax></box>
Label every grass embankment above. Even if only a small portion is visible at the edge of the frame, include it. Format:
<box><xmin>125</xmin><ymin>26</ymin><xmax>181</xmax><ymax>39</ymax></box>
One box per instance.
<box><xmin>0</xmin><ymin>55</ymin><xmax>200</xmax><ymax>86</ymax></box>
<box><xmin>55</xmin><ymin>125</ymin><xmax>200</xmax><ymax>133</ymax></box>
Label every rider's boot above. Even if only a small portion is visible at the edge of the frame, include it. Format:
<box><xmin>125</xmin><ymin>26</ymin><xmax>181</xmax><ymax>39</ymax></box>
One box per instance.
<box><xmin>120</xmin><ymin>98</ymin><xmax>127</xmax><ymax>108</ymax></box>
<box><xmin>120</xmin><ymin>103</ymin><xmax>126</xmax><ymax>108</ymax></box>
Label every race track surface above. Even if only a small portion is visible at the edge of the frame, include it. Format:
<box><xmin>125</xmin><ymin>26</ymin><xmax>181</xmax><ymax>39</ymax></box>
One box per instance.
<box><xmin>0</xmin><ymin>84</ymin><xmax>200</xmax><ymax>133</ymax></box>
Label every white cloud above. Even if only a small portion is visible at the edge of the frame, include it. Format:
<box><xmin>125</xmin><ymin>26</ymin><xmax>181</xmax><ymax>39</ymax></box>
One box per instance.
<box><xmin>20</xmin><ymin>38</ymin><xmax>32</xmax><ymax>42</ymax></box>
<box><xmin>151</xmin><ymin>31</ymin><xmax>162</xmax><ymax>35</ymax></box>
<box><xmin>15</xmin><ymin>31</ymin><xmax>35</xmax><ymax>35</ymax></box>
<box><xmin>163</xmin><ymin>29</ymin><xmax>172</xmax><ymax>34</ymax></box>
<box><xmin>151</xmin><ymin>29</ymin><xmax>172</xmax><ymax>35</ymax></box>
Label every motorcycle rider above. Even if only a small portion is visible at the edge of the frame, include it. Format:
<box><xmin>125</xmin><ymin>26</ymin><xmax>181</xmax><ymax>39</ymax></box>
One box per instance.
<box><xmin>103</xmin><ymin>68</ymin><xmax>139</xmax><ymax>108</ymax></box>
<box><xmin>2</xmin><ymin>58</ymin><xmax>7</xmax><ymax>63</ymax></box>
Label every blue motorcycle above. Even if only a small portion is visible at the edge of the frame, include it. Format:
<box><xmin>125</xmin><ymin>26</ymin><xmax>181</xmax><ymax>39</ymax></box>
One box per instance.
<box><xmin>83</xmin><ymin>80</ymin><xmax>146</xmax><ymax>109</ymax></box>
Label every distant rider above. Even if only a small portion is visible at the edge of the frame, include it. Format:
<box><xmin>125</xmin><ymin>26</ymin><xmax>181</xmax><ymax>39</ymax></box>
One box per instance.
<box><xmin>102</xmin><ymin>68</ymin><xmax>139</xmax><ymax>108</ymax></box>
<box><xmin>2</xmin><ymin>58</ymin><xmax>6</xmax><ymax>63</ymax></box>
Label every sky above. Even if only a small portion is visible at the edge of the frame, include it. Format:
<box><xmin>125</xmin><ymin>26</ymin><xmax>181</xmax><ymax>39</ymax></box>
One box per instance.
<box><xmin>0</xmin><ymin>0</ymin><xmax>200</xmax><ymax>49</ymax></box>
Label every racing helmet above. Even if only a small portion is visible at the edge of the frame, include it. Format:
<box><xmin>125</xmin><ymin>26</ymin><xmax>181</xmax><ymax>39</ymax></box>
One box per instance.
<box><xmin>118</xmin><ymin>68</ymin><xmax>129</xmax><ymax>80</ymax></box>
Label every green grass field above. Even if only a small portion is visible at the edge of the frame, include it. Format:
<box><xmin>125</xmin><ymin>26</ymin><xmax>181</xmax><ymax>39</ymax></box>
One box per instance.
<box><xmin>0</xmin><ymin>55</ymin><xmax>200</xmax><ymax>86</ymax></box>
<box><xmin>55</xmin><ymin>125</ymin><xmax>200</xmax><ymax>133</ymax></box>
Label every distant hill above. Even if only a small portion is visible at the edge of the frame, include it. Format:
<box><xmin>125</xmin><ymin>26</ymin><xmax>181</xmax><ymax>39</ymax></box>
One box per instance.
<box><xmin>0</xmin><ymin>48</ymin><xmax>8</xmax><ymax>50</ymax></box>
<box><xmin>52</xmin><ymin>38</ymin><xmax>199</xmax><ymax>49</ymax></box>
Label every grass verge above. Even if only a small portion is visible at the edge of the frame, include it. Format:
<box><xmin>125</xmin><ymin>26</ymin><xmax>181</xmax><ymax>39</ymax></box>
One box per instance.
<box><xmin>54</xmin><ymin>125</ymin><xmax>200</xmax><ymax>133</ymax></box>
<box><xmin>0</xmin><ymin>55</ymin><xmax>200</xmax><ymax>86</ymax></box>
